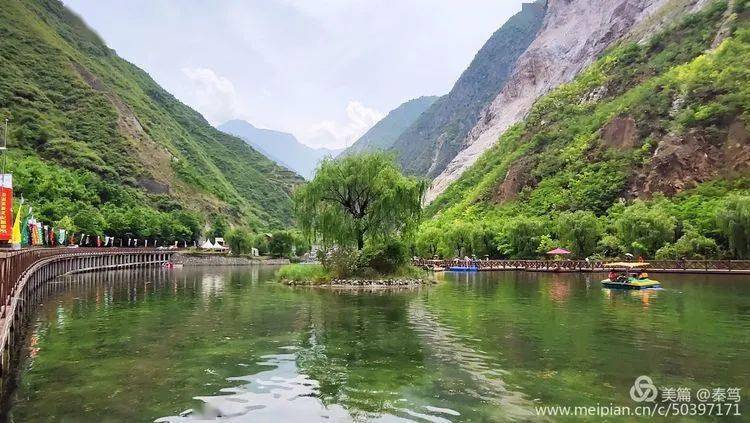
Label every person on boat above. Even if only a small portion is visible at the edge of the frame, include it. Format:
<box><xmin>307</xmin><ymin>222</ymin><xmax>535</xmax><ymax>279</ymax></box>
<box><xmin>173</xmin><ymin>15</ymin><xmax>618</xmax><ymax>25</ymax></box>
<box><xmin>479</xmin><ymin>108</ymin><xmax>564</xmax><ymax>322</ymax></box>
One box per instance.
<box><xmin>637</xmin><ymin>270</ymin><xmax>649</xmax><ymax>280</ymax></box>
<box><xmin>608</xmin><ymin>270</ymin><xmax>618</xmax><ymax>282</ymax></box>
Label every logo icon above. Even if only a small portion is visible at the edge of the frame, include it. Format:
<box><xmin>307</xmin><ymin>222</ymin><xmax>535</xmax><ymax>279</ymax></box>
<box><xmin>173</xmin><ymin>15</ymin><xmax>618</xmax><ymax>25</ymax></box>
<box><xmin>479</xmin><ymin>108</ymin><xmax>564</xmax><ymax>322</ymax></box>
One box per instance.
<box><xmin>630</xmin><ymin>375</ymin><xmax>658</xmax><ymax>402</ymax></box>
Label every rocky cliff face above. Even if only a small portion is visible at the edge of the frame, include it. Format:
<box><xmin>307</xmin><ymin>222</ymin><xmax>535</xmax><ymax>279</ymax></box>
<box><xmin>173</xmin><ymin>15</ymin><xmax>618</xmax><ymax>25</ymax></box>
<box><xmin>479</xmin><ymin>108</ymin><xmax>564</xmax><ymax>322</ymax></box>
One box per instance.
<box><xmin>425</xmin><ymin>0</ymin><xmax>710</xmax><ymax>202</ymax></box>
<box><xmin>390</xmin><ymin>2</ymin><xmax>546</xmax><ymax>179</ymax></box>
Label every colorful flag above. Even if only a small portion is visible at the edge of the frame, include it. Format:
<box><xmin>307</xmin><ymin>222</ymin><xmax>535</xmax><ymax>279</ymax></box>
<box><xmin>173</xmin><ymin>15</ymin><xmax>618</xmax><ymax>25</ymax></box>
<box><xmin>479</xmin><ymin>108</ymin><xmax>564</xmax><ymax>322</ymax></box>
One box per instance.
<box><xmin>20</xmin><ymin>208</ymin><xmax>31</xmax><ymax>246</ymax></box>
<box><xmin>10</xmin><ymin>202</ymin><xmax>22</xmax><ymax>247</ymax></box>
<box><xmin>0</xmin><ymin>174</ymin><xmax>12</xmax><ymax>241</ymax></box>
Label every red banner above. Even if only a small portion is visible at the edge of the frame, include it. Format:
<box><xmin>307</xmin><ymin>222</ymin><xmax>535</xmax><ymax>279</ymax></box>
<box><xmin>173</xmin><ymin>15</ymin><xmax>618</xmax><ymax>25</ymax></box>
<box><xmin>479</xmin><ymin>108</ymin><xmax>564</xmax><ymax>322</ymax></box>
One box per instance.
<box><xmin>0</xmin><ymin>174</ymin><xmax>12</xmax><ymax>241</ymax></box>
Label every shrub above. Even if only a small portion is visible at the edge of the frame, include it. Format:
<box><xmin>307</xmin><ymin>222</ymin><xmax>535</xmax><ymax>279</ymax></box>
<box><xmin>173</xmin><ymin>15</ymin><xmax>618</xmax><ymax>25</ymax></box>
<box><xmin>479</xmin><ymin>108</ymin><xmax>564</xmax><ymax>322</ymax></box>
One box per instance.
<box><xmin>321</xmin><ymin>247</ymin><xmax>361</xmax><ymax>279</ymax></box>
<box><xmin>360</xmin><ymin>239</ymin><xmax>409</xmax><ymax>274</ymax></box>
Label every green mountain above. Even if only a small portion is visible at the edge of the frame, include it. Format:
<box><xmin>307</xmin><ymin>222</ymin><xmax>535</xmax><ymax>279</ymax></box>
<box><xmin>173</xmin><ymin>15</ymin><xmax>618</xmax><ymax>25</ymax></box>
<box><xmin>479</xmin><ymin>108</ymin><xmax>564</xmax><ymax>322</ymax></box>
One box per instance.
<box><xmin>342</xmin><ymin>96</ymin><xmax>438</xmax><ymax>156</ymax></box>
<box><xmin>218</xmin><ymin>120</ymin><xmax>342</xmax><ymax>180</ymax></box>
<box><xmin>0</xmin><ymin>0</ymin><xmax>303</xmax><ymax>238</ymax></box>
<box><xmin>421</xmin><ymin>0</ymin><xmax>750</xmax><ymax>260</ymax></box>
<box><xmin>390</xmin><ymin>2</ymin><xmax>546</xmax><ymax>178</ymax></box>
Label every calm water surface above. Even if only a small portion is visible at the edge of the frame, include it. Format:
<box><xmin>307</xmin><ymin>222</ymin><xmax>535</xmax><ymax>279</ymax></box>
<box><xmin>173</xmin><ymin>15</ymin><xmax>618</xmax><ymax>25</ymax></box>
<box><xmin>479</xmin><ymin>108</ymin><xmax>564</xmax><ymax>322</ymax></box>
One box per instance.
<box><xmin>8</xmin><ymin>267</ymin><xmax>750</xmax><ymax>422</ymax></box>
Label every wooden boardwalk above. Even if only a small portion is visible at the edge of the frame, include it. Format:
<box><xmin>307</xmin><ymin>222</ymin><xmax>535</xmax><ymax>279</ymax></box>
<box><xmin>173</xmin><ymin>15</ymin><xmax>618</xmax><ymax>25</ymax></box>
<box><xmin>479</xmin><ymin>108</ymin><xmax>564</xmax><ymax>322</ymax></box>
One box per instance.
<box><xmin>414</xmin><ymin>259</ymin><xmax>750</xmax><ymax>275</ymax></box>
<box><xmin>0</xmin><ymin>247</ymin><xmax>175</xmax><ymax>403</ymax></box>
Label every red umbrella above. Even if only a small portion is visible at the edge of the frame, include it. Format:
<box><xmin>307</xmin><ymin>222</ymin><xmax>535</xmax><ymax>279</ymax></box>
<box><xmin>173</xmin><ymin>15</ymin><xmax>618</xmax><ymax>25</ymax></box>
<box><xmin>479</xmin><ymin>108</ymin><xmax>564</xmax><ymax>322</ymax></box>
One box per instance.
<box><xmin>546</xmin><ymin>248</ymin><xmax>571</xmax><ymax>255</ymax></box>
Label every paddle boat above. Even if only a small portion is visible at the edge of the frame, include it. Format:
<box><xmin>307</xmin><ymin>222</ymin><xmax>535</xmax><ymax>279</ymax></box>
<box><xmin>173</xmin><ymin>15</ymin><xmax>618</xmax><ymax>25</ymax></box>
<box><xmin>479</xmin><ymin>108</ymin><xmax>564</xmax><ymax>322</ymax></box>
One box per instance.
<box><xmin>601</xmin><ymin>262</ymin><xmax>660</xmax><ymax>289</ymax></box>
<box><xmin>448</xmin><ymin>266</ymin><xmax>478</xmax><ymax>272</ymax></box>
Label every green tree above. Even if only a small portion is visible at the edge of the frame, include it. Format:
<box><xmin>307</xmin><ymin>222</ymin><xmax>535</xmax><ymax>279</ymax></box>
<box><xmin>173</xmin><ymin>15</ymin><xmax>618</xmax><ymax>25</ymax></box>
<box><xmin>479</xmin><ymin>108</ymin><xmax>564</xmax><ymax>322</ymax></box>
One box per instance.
<box><xmin>536</xmin><ymin>234</ymin><xmax>559</xmax><ymax>256</ymax></box>
<box><xmin>717</xmin><ymin>195</ymin><xmax>750</xmax><ymax>258</ymax></box>
<box><xmin>294</xmin><ymin>153</ymin><xmax>425</xmax><ymax>250</ymax></box>
<box><xmin>471</xmin><ymin>222</ymin><xmax>501</xmax><ymax>258</ymax></box>
<box><xmin>415</xmin><ymin>225</ymin><xmax>442</xmax><ymax>257</ymax></box>
<box><xmin>55</xmin><ymin>215</ymin><xmax>77</xmax><ymax>233</ymax></box>
<box><xmin>269</xmin><ymin>231</ymin><xmax>295</xmax><ymax>258</ymax></box>
<box><xmin>253</xmin><ymin>234</ymin><xmax>270</xmax><ymax>256</ymax></box>
<box><xmin>443</xmin><ymin>221</ymin><xmax>473</xmax><ymax>257</ymax></box>
<box><xmin>614</xmin><ymin>201</ymin><xmax>676</xmax><ymax>257</ymax></box>
<box><xmin>292</xmin><ymin>232</ymin><xmax>311</xmax><ymax>257</ymax></box>
<box><xmin>226</xmin><ymin>228</ymin><xmax>254</xmax><ymax>255</ymax></box>
<box><xmin>655</xmin><ymin>224</ymin><xmax>719</xmax><ymax>259</ymax></box>
<box><xmin>557</xmin><ymin>211</ymin><xmax>602</xmax><ymax>258</ymax></box>
<box><xmin>209</xmin><ymin>216</ymin><xmax>229</xmax><ymax>238</ymax></box>
<box><xmin>503</xmin><ymin>216</ymin><xmax>547</xmax><ymax>259</ymax></box>
<box><xmin>73</xmin><ymin>207</ymin><xmax>105</xmax><ymax>236</ymax></box>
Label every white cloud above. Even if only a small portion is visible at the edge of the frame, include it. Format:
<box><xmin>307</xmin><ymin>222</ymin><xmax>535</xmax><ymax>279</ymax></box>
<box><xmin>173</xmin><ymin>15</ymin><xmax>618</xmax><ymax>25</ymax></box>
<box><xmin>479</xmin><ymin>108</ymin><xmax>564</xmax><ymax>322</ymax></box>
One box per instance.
<box><xmin>181</xmin><ymin>67</ymin><xmax>248</xmax><ymax>125</ymax></box>
<box><xmin>304</xmin><ymin>101</ymin><xmax>384</xmax><ymax>149</ymax></box>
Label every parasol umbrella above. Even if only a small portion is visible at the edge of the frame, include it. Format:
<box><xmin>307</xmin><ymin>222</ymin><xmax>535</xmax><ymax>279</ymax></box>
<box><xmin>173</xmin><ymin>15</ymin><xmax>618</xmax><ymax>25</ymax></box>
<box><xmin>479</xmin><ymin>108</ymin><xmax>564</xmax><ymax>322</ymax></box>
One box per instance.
<box><xmin>546</xmin><ymin>248</ymin><xmax>571</xmax><ymax>255</ymax></box>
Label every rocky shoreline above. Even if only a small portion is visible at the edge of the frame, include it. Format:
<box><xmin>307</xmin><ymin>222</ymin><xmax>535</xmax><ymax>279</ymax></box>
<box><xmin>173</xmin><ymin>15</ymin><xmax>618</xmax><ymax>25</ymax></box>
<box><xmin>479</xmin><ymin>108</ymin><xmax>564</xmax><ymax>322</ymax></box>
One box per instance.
<box><xmin>283</xmin><ymin>278</ymin><xmax>435</xmax><ymax>287</ymax></box>
<box><xmin>173</xmin><ymin>253</ymin><xmax>290</xmax><ymax>266</ymax></box>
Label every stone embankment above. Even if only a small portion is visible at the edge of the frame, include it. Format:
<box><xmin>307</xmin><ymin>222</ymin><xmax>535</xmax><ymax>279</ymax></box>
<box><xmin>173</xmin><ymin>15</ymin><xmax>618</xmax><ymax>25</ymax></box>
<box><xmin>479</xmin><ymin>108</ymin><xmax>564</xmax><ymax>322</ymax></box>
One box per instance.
<box><xmin>283</xmin><ymin>278</ymin><xmax>434</xmax><ymax>287</ymax></box>
<box><xmin>172</xmin><ymin>253</ymin><xmax>289</xmax><ymax>266</ymax></box>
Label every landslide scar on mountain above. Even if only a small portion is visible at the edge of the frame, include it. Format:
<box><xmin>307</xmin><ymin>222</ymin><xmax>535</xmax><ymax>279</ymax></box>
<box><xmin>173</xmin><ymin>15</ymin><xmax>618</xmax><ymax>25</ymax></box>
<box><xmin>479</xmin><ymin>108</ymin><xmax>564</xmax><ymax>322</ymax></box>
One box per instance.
<box><xmin>70</xmin><ymin>60</ymin><xmax>176</xmax><ymax>194</ymax></box>
<box><xmin>634</xmin><ymin>119</ymin><xmax>750</xmax><ymax>197</ymax></box>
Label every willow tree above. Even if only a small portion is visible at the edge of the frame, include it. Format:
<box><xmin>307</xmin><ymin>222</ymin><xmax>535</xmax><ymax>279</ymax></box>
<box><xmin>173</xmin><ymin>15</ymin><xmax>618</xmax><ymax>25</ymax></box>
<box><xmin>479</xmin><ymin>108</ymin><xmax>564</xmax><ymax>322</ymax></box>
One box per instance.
<box><xmin>717</xmin><ymin>195</ymin><xmax>750</xmax><ymax>259</ymax></box>
<box><xmin>294</xmin><ymin>153</ymin><xmax>426</xmax><ymax>250</ymax></box>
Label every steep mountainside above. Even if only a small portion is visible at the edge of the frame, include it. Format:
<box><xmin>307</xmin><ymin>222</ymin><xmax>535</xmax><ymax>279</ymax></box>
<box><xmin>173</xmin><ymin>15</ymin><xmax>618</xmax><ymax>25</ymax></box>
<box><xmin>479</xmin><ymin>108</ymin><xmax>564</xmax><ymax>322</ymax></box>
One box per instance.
<box><xmin>390</xmin><ymin>2</ymin><xmax>547</xmax><ymax>179</ymax></box>
<box><xmin>423</xmin><ymin>0</ymin><xmax>749</xmax><ymax>258</ymax></box>
<box><xmin>218</xmin><ymin>120</ymin><xmax>341</xmax><ymax>179</ymax></box>
<box><xmin>0</xmin><ymin>0</ymin><xmax>302</xmax><ymax>236</ymax></box>
<box><xmin>427</xmin><ymin>0</ymin><xmax>713</xmax><ymax>201</ymax></box>
<box><xmin>342</xmin><ymin>96</ymin><xmax>438</xmax><ymax>157</ymax></box>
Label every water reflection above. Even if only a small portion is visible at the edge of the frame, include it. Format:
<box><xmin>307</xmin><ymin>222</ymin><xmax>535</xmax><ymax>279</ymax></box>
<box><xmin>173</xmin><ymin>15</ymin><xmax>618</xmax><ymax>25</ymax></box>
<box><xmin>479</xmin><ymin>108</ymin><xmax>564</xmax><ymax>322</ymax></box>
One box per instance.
<box><xmin>407</xmin><ymin>301</ymin><xmax>532</xmax><ymax>420</ymax></box>
<box><xmin>157</xmin><ymin>340</ymin><xmax>461</xmax><ymax>423</ymax></box>
<box><xmin>9</xmin><ymin>267</ymin><xmax>750</xmax><ymax>422</ymax></box>
<box><xmin>156</xmin><ymin>349</ymin><xmax>354</xmax><ymax>422</ymax></box>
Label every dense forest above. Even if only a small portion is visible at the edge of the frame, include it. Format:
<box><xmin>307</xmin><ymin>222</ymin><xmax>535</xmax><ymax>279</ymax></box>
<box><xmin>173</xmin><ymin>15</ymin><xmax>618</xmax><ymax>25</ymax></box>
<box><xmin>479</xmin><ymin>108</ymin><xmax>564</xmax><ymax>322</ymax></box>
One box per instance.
<box><xmin>417</xmin><ymin>1</ymin><xmax>750</xmax><ymax>260</ymax></box>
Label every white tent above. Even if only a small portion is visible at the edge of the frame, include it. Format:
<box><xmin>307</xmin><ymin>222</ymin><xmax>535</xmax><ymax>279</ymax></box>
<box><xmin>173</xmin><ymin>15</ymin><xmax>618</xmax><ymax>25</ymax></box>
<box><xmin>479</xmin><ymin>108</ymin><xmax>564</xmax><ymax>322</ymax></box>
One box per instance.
<box><xmin>201</xmin><ymin>240</ymin><xmax>215</xmax><ymax>249</ymax></box>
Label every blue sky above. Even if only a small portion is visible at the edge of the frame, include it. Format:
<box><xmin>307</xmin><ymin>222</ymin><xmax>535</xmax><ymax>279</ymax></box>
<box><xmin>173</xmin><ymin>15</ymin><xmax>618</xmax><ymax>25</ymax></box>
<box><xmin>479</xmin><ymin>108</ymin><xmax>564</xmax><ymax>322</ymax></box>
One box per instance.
<box><xmin>64</xmin><ymin>0</ymin><xmax>525</xmax><ymax>149</ymax></box>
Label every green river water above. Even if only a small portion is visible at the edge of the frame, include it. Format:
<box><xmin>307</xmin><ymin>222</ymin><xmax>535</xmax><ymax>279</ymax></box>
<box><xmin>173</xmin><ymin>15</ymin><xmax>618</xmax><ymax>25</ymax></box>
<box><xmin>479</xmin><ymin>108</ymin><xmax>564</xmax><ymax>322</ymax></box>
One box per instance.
<box><xmin>7</xmin><ymin>266</ymin><xmax>750</xmax><ymax>422</ymax></box>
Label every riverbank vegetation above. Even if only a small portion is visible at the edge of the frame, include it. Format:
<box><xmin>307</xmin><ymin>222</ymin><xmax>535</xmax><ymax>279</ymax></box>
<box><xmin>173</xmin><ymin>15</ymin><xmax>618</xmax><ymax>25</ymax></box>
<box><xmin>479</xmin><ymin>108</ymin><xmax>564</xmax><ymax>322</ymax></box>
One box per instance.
<box><xmin>279</xmin><ymin>153</ymin><xmax>428</xmax><ymax>284</ymax></box>
<box><xmin>224</xmin><ymin>228</ymin><xmax>310</xmax><ymax>259</ymax></box>
<box><xmin>416</xmin><ymin>1</ymin><xmax>750</xmax><ymax>261</ymax></box>
<box><xmin>1</xmin><ymin>0</ymin><xmax>301</xmax><ymax>244</ymax></box>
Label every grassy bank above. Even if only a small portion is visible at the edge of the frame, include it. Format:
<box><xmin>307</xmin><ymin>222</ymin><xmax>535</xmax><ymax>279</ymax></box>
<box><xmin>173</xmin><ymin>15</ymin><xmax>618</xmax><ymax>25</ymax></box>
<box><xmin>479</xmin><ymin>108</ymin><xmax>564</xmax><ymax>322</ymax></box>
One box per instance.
<box><xmin>276</xmin><ymin>263</ymin><xmax>430</xmax><ymax>286</ymax></box>
<box><xmin>276</xmin><ymin>264</ymin><xmax>332</xmax><ymax>284</ymax></box>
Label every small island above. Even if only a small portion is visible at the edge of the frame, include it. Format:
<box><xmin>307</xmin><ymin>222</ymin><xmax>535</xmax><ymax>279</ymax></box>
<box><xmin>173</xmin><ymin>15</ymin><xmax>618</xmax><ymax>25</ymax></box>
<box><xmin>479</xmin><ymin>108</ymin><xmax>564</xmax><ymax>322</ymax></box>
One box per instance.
<box><xmin>276</xmin><ymin>153</ymin><xmax>433</xmax><ymax>287</ymax></box>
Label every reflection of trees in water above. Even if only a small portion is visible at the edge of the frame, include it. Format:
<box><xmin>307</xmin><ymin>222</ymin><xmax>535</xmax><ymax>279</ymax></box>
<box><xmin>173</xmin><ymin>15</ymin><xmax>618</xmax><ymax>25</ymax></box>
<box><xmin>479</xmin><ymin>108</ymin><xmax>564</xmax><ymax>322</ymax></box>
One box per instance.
<box><xmin>292</xmin><ymin>290</ymin><xmax>433</xmax><ymax>419</ymax></box>
<box><xmin>407</xmin><ymin>300</ymin><xmax>534</xmax><ymax>420</ymax></box>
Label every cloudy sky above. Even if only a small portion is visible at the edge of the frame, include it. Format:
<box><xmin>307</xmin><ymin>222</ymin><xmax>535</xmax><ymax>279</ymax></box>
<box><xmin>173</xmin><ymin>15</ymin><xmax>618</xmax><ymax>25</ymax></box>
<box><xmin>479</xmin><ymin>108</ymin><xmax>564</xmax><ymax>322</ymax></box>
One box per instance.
<box><xmin>64</xmin><ymin>0</ymin><xmax>525</xmax><ymax>149</ymax></box>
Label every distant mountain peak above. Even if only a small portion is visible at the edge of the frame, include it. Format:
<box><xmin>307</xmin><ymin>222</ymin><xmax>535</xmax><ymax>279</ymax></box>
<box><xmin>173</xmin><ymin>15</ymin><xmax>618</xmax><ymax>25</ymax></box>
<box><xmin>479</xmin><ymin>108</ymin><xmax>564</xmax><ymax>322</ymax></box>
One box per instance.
<box><xmin>342</xmin><ymin>96</ymin><xmax>438</xmax><ymax>157</ymax></box>
<box><xmin>218</xmin><ymin>120</ymin><xmax>341</xmax><ymax>179</ymax></box>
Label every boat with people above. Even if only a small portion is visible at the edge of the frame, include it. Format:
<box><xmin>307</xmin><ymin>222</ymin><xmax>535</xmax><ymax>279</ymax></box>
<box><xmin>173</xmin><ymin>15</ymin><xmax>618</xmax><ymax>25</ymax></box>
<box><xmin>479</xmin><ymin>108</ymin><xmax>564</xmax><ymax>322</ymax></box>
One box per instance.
<box><xmin>601</xmin><ymin>262</ymin><xmax>661</xmax><ymax>290</ymax></box>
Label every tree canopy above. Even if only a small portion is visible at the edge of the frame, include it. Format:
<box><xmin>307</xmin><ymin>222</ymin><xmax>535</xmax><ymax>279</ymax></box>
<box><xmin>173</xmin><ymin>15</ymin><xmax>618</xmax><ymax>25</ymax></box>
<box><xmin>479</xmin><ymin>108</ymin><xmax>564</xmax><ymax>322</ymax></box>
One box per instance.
<box><xmin>294</xmin><ymin>153</ymin><xmax>426</xmax><ymax>250</ymax></box>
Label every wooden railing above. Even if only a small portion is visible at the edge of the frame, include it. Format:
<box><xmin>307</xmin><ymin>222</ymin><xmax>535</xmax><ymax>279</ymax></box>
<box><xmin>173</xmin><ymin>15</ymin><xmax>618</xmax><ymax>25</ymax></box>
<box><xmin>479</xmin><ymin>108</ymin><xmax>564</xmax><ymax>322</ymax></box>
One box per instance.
<box><xmin>0</xmin><ymin>247</ymin><xmax>175</xmax><ymax>400</ymax></box>
<box><xmin>413</xmin><ymin>259</ymin><xmax>750</xmax><ymax>273</ymax></box>
<box><xmin>0</xmin><ymin>248</ymin><xmax>174</xmax><ymax>318</ymax></box>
